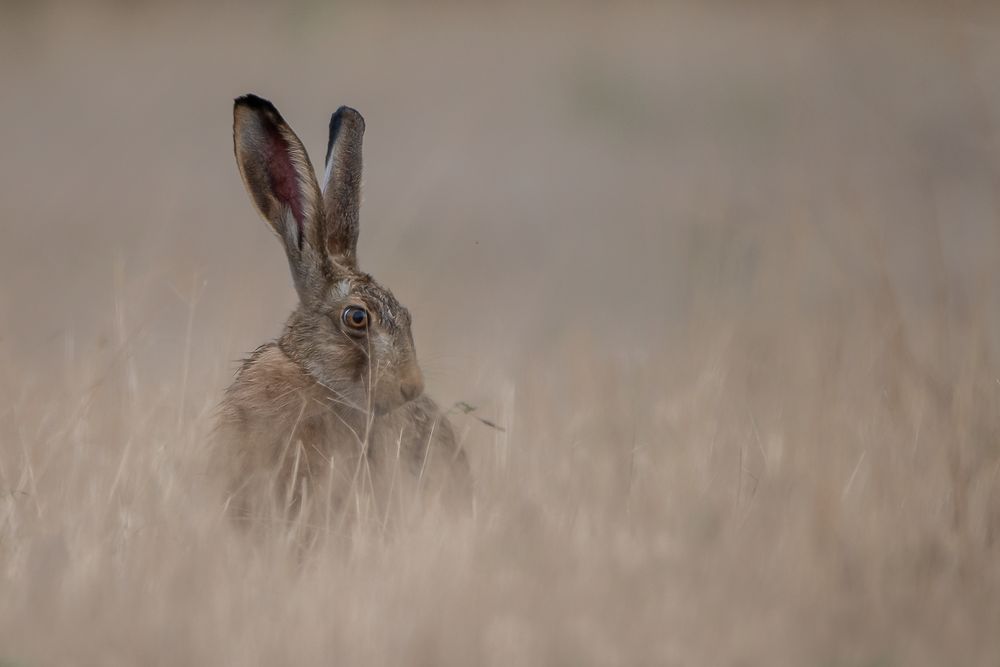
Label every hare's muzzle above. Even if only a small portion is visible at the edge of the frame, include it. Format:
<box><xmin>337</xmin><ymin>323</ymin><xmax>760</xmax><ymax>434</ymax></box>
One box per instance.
<box><xmin>399</xmin><ymin>368</ymin><xmax>424</xmax><ymax>403</ymax></box>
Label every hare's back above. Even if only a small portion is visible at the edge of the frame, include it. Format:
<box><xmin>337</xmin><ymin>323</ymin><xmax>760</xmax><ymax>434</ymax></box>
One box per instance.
<box><xmin>221</xmin><ymin>343</ymin><xmax>317</xmax><ymax>422</ymax></box>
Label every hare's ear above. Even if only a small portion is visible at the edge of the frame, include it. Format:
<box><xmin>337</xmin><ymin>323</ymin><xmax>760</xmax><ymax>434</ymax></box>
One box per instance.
<box><xmin>233</xmin><ymin>95</ymin><xmax>327</xmax><ymax>299</ymax></box>
<box><xmin>321</xmin><ymin>106</ymin><xmax>365</xmax><ymax>270</ymax></box>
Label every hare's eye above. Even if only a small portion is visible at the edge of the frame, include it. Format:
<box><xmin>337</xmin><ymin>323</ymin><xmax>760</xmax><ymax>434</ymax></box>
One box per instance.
<box><xmin>342</xmin><ymin>306</ymin><xmax>369</xmax><ymax>331</ymax></box>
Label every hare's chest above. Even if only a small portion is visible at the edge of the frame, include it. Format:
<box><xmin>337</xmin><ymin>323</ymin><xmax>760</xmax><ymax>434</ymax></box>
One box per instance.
<box><xmin>296</xmin><ymin>411</ymin><xmax>363</xmax><ymax>460</ymax></box>
<box><xmin>292</xmin><ymin>412</ymin><xmax>404</xmax><ymax>495</ymax></box>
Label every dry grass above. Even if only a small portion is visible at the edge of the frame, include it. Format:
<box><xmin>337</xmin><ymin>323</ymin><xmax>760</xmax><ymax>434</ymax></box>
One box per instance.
<box><xmin>2</xmin><ymin>2</ymin><xmax>1000</xmax><ymax>665</ymax></box>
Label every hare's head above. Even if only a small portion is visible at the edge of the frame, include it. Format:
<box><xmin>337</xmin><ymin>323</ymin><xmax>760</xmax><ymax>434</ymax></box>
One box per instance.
<box><xmin>233</xmin><ymin>94</ymin><xmax>423</xmax><ymax>416</ymax></box>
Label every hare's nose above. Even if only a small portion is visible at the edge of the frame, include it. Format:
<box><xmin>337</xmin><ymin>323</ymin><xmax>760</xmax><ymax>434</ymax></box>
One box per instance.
<box><xmin>400</xmin><ymin>371</ymin><xmax>424</xmax><ymax>402</ymax></box>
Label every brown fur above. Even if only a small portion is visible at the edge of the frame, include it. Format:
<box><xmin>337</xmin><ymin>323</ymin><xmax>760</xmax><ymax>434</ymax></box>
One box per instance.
<box><xmin>215</xmin><ymin>95</ymin><xmax>469</xmax><ymax>531</ymax></box>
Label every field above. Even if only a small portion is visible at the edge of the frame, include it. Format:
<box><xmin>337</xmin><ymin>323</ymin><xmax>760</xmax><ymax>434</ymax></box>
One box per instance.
<box><xmin>2</xmin><ymin>2</ymin><xmax>1000</xmax><ymax>664</ymax></box>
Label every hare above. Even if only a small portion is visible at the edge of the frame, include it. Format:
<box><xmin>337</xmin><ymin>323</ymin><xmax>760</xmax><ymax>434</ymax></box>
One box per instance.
<box><xmin>214</xmin><ymin>94</ymin><xmax>469</xmax><ymax>530</ymax></box>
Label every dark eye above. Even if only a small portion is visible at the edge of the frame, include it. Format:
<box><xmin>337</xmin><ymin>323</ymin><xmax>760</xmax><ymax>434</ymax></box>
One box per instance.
<box><xmin>341</xmin><ymin>306</ymin><xmax>369</xmax><ymax>331</ymax></box>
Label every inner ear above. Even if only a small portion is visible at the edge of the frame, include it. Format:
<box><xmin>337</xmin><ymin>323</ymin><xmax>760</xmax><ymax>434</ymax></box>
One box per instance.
<box><xmin>234</xmin><ymin>95</ymin><xmax>329</xmax><ymax>304</ymax></box>
<box><xmin>263</xmin><ymin>126</ymin><xmax>307</xmax><ymax>248</ymax></box>
<box><xmin>233</xmin><ymin>95</ymin><xmax>321</xmax><ymax>255</ymax></box>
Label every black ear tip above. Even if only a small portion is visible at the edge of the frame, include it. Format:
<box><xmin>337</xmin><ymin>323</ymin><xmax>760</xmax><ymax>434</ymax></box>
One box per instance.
<box><xmin>333</xmin><ymin>105</ymin><xmax>364</xmax><ymax>119</ymax></box>
<box><xmin>234</xmin><ymin>94</ymin><xmax>278</xmax><ymax>114</ymax></box>
<box><xmin>326</xmin><ymin>106</ymin><xmax>365</xmax><ymax>165</ymax></box>
<box><xmin>330</xmin><ymin>106</ymin><xmax>365</xmax><ymax>133</ymax></box>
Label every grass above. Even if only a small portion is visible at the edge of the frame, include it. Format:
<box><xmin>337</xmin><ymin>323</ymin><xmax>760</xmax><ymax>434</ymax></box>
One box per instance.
<box><xmin>1</xmin><ymin>291</ymin><xmax>997</xmax><ymax>665</ymax></box>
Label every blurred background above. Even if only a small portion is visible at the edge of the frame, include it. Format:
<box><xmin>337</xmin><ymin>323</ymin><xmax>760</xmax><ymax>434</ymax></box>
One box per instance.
<box><xmin>1</xmin><ymin>2</ymin><xmax>1000</xmax><ymax>665</ymax></box>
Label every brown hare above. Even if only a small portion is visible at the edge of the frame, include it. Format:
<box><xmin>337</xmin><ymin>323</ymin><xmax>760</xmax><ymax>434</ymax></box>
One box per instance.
<box><xmin>215</xmin><ymin>94</ymin><xmax>469</xmax><ymax>531</ymax></box>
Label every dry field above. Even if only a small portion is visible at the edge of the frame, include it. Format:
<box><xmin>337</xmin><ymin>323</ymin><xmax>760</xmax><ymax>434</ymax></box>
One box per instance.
<box><xmin>2</xmin><ymin>2</ymin><xmax>1000</xmax><ymax>664</ymax></box>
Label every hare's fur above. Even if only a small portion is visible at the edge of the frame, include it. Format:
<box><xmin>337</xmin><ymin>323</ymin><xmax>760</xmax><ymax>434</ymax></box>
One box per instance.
<box><xmin>214</xmin><ymin>95</ymin><xmax>468</xmax><ymax>526</ymax></box>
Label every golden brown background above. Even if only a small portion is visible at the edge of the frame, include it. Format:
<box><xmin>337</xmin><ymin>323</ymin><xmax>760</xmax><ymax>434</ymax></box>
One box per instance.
<box><xmin>2</xmin><ymin>2</ymin><xmax>1000</xmax><ymax>664</ymax></box>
